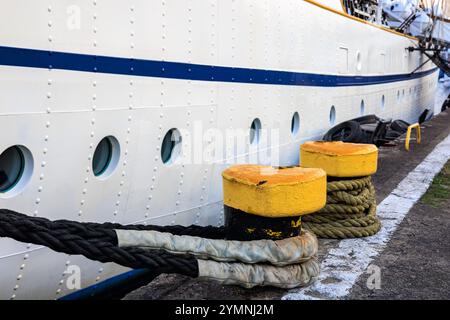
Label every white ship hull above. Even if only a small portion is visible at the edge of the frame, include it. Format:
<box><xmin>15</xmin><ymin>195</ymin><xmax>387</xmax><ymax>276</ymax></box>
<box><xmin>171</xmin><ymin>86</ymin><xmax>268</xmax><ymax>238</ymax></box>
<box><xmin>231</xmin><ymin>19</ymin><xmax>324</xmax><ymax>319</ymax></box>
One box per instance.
<box><xmin>0</xmin><ymin>0</ymin><xmax>438</xmax><ymax>299</ymax></box>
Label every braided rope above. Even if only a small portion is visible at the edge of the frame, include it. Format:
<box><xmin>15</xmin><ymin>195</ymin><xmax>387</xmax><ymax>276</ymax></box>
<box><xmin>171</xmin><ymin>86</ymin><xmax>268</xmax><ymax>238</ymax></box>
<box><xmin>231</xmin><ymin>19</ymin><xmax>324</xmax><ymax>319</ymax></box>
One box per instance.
<box><xmin>0</xmin><ymin>209</ymin><xmax>324</xmax><ymax>288</ymax></box>
<box><xmin>327</xmin><ymin>176</ymin><xmax>372</xmax><ymax>192</ymax></box>
<box><xmin>0</xmin><ymin>209</ymin><xmax>319</xmax><ymax>289</ymax></box>
<box><xmin>327</xmin><ymin>187</ymin><xmax>372</xmax><ymax>205</ymax></box>
<box><xmin>0</xmin><ymin>209</ymin><xmax>225</xmax><ymax>244</ymax></box>
<box><xmin>317</xmin><ymin>203</ymin><xmax>369</xmax><ymax>214</ymax></box>
<box><xmin>303</xmin><ymin>177</ymin><xmax>381</xmax><ymax>239</ymax></box>
<box><xmin>0</xmin><ymin>209</ymin><xmax>199</xmax><ymax>276</ymax></box>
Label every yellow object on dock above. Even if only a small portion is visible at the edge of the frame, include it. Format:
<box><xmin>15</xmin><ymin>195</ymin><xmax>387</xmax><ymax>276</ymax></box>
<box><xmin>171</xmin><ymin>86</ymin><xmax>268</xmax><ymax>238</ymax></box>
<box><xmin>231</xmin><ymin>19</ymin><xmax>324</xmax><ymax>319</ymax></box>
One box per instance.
<box><xmin>405</xmin><ymin>123</ymin><xmax>421</xmax><ymax>151</ymax></box>
<box><xmin>300</xmin><ymin>141</ymin><xmax>378</xmax><ymax>177</ymax></box>
<box><xmin>222</xmin><ymin>164</ymin><xmax>327</xmax><ymax>217</ymax></box>
<box><xmin>300</xmin><ymin>141</ymin><xmax>381</xmax><ymax>239</ymax></box>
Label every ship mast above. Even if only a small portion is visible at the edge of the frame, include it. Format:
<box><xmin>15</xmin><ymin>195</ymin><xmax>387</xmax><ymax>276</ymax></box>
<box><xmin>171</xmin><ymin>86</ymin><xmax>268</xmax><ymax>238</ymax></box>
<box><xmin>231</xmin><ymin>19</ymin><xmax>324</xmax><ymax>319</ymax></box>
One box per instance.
<box><xmin>413</xmin><ymin>0</ymin><xmax>450</xmax><ymax>76</ymax></box>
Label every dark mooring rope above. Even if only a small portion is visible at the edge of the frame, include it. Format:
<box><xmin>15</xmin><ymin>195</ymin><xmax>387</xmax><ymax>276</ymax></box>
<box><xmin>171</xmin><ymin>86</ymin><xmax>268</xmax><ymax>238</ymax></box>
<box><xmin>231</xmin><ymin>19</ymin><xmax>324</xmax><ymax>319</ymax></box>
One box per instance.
<box><xmin>0</xmin><ymin>209</ymin><xmax>225</xmax><ymax>244</ymax></box>
<box><xmin>0</xmin><ymin>209</ymin><xmax>200</xmax><ymax>277</ymax></box>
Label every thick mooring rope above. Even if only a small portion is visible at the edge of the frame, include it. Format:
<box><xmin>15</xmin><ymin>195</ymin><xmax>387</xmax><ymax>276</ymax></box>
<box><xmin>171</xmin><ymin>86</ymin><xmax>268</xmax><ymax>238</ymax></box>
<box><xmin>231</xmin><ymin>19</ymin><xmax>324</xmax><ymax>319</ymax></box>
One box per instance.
<box><xmin>302</xmin><ymin>176</ymin><xmax>381</xmax><ymax>239</ymax></box>
<box><xmin>0</xmin><ymin>209</ymin><xmax>225</xmax><ymax>242</ymax></box>
<box><xmin>0</xmin><ymin>209</ymin><xmax>200</xmax><ymax>276</ymax></box>
<box><xmin>0</xmin><ymin>209</ymin><xmax>319</xmax><ymax>288</ymax></box>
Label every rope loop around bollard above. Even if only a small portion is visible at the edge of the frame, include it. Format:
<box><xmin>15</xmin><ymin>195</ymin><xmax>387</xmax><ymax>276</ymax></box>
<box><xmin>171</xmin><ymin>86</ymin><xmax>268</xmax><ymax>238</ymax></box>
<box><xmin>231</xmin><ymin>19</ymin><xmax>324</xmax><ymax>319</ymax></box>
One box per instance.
<box><xmin>302</xmin><ymin>176</ymin><xmax>381</xmax><ymax>239</ymax></box>
<box><xmin>0</xmin><ymin>208</ymin><xmax>320</xmax><ymax>289</ymax></box>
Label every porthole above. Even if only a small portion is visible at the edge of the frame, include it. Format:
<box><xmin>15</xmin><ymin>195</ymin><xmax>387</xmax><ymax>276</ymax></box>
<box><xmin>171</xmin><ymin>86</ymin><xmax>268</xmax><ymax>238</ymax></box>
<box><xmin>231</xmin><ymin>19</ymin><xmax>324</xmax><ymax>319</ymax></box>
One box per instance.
<box><xmin>291</xmin><ymin>112</ymin><xmax>300</xmax><ymax>136</ymax></box>
<box><xmin>0</xmin><ymin>145</ymin><xmax>33</xmax><ymax>197</ymax></box>
<box><xmin>329</xmin><ymin>106</ymin><xmax>336</xmax><ymax>125</ymax></box>
<box><xmin>92</xmin><ymin>136</ymin><xmax>120</xmax><ymax>178</ymax></box>
<box><xmin>356</xmin><ymin>51</ymin><xmax>362</xmax><ymax>71</ymax></box>
<box><xmin>250</xmin><ymin>118</ymin><xmax>262</xmax><ymax>145</ymax></box>
<box><xmin>381</xmin><ymin>95</ymin><xmax>386</xmax><ymax>110</ymax></box>
<box><xmin>360</xmin><ymin>100</ymin><xmax>365</xmax><ymax>115</ymax></box>
<box><xmin>161</xmin><ymin>128</ymin><xmax>182</xmax><ymax>165</ymax></box>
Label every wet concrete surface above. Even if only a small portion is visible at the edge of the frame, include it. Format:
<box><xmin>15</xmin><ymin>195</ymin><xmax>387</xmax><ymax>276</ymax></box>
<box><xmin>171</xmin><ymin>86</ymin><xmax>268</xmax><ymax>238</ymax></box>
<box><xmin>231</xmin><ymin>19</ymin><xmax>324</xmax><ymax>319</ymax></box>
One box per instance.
<box><xmin>348</xmin><ymin>198</ymin><xmax>450</xmax><ymax>300</ymax></box>
<box><xmin>373</xmin><ymin>110</ymin><xmax>450</xmax><ymax>202</ymax></box>
<box><xmin>124</xmin><ymin>109</ymin><xmax>450</xmax><ymax>300</ymax></box>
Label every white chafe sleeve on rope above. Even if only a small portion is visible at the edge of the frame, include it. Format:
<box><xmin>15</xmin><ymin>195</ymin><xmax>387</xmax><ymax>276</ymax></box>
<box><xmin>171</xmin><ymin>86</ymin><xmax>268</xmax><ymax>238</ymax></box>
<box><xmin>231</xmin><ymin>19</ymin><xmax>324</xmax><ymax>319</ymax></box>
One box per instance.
<box><xmin>116</xmin><ymin>229</ymin><xmax>318</xmax><ymax>266</ymax></box>
<box><xmin>197</xmin><ymin>258</ymin><xmax>320</xmax><ymax>289</ymax></box>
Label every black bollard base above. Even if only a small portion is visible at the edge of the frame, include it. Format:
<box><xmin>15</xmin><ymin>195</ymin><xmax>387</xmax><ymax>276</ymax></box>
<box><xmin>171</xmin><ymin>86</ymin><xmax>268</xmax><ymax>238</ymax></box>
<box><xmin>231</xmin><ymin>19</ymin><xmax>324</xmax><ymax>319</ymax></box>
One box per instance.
<box><xmin>224</xmin><ymin>205</ymin><xmax>302</xmax><ymax>241</ymax></box>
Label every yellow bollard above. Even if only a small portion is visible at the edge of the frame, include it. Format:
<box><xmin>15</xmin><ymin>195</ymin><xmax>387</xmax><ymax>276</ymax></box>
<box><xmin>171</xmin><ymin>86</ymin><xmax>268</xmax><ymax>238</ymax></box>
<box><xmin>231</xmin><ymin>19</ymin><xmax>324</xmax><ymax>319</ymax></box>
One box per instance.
<box><xmin>300</xmin><ymin>141</ymin><xmax>381</xmax><ymax>239</ymax></box>
<box><xmin>222</xmin><ymin>164</ymin><xmax>326</xmax><ymax>240</ymax></box>
<box><xmin>300</xmin><ymin>141</ymin><xmax>378</xmax><ymax>178</ymax></box>
<box><xmin>405</xmin><ymin>123</ymin><xmax>421</xmax><ymax>151</ymax></box>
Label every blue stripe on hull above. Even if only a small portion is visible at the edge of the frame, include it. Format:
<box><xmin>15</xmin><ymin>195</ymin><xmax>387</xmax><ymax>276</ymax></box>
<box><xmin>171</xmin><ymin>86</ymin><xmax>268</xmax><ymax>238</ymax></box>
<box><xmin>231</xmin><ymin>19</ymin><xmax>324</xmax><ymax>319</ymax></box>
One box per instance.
<box><xmin>59</xmin><ymin>269</ymin><xmax>149</xmax><ymax>300</ymax></box>
<box><xmin>0</xmin><ymin>45</ymin><xmax>438</xmax><ymax>87</ymax></box>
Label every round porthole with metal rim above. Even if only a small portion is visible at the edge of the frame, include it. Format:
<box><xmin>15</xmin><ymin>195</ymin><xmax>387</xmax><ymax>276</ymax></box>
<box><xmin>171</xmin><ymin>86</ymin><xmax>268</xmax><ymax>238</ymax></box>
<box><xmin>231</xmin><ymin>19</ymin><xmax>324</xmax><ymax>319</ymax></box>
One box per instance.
<box><xmin>329</xmin><ymin>106</ymin><xmax>336</xmax><ymax>125</ymax></box>
<box><xmin>0</xmin><ymin>145</ymin><xmax>33</xmax><ymax>197</ymax></box>
<box><xmin>249</xmin><ymin>118</ymin><xmax>262</xmax><ymax>145</ymax></box>
<box><xmin>356</xmin><ymin>51</ymin><xmax>362</xmax><ymax>72</ymax></box>
<box><xmin>360</xmin><ymin>100</ymin><xmax>365</xmax><ymax>116</ymax></box>
<box><xmin>161</xmin><ymin>128</ymin><xmax>182</xmax><ymax>165</ymax></box>
<box><xmin>291</xmin><ymin>112</ymin><xmax>300</xmax><ymax>137</ymax></box>
<box><xmin>92</xmin><ymin>136</ymin><xmax>120</xmax><ymax>179</ymax></box>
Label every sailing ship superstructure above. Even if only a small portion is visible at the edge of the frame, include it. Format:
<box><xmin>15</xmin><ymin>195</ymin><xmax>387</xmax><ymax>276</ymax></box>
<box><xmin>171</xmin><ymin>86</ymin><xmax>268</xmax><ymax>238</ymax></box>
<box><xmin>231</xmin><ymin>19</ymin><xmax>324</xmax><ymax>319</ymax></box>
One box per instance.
<box><xmin>366</xmin><ymin>0</ymin><xmax>450</xmax><ymax>73</ymax></box>
<box><xmin>0</xmin><ymin>0</ymin><xmax>443</xmax><ymax>299</ymax></box>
